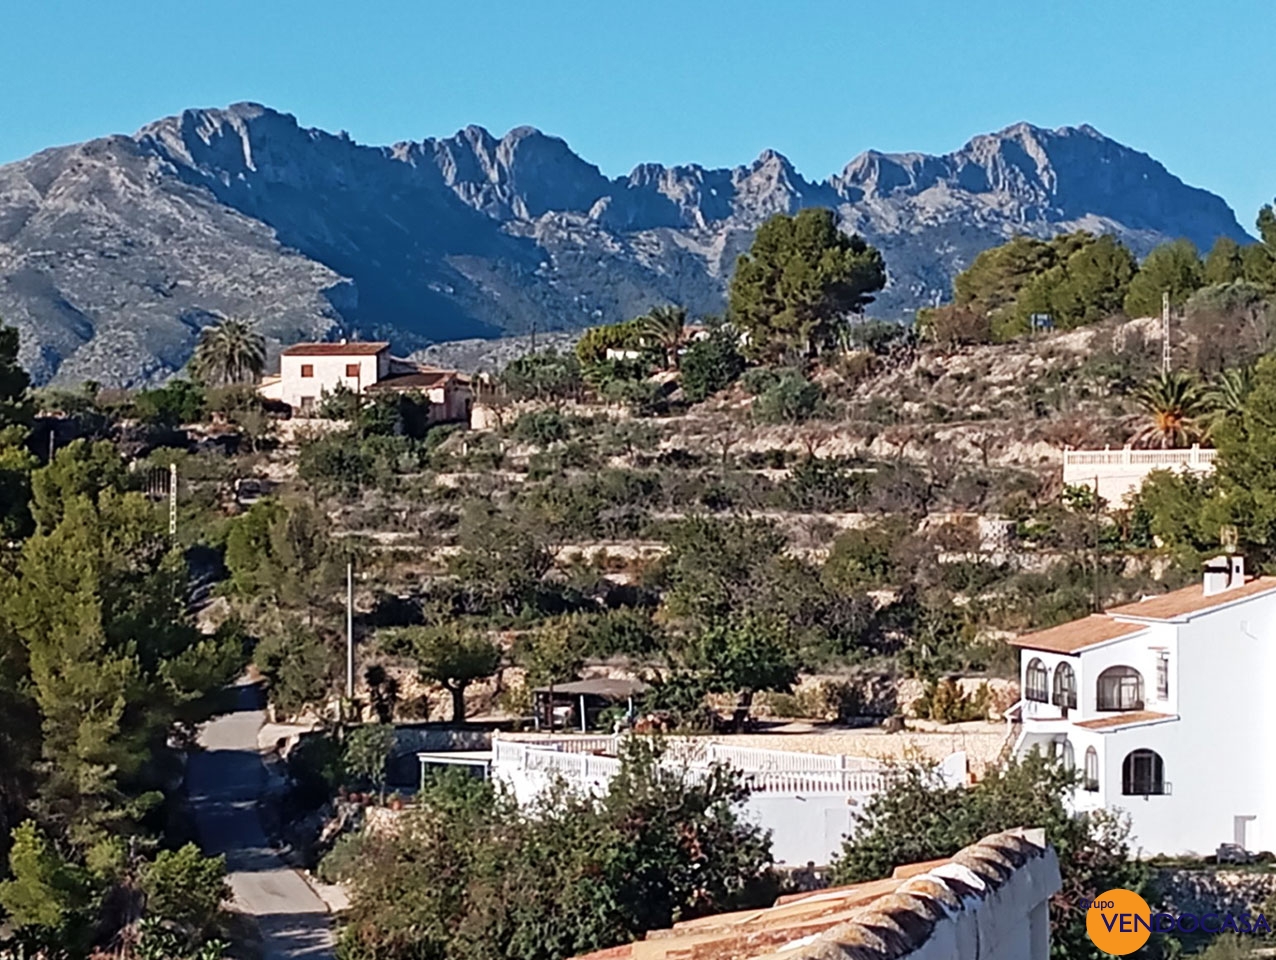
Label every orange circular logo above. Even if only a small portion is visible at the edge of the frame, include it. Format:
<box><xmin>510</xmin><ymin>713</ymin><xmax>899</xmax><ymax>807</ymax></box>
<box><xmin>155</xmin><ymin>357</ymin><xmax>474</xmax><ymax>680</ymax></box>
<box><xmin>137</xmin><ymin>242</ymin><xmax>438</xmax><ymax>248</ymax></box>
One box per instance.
<box><xmin>1086</xmin><ymin>888</ymin><xmax>1152</xmax><ymax>955</ymax></box>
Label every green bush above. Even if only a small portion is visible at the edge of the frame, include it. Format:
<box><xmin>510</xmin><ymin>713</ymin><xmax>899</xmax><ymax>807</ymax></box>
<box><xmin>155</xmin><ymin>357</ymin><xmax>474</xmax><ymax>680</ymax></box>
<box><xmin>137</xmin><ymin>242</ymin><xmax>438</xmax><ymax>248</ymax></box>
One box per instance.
<box><xmin>132</xmin><ymin>379</ymin><xmax>206</xmax><ymax>427</ymax></box>
<box><xmin>510</xmin><ymin>410</ymin><xmax>576</xmax><ymax>446</ymax></box>
<box><xmin>911</xmin><ymin>679</ymin><xmax>991</xmax><ymax>723</ymax></box>
<box><xmin>752</xmin><ymin>371</ymin><xmax>824</xmax><ymax>424</ymax></box>
<box><xmin>140</xmin><ymin>844</ymin><xmax>229</xmax><ymax>941</ymax></box>
<box><xmin>680</xmin><ymin>331</ymin><xmax>746</xmax><ymax>403</ymax></box>
<box><xmin>316</xmin><ymin>832</ymin><xmax>367</xmax><ymax>885</ymax></box>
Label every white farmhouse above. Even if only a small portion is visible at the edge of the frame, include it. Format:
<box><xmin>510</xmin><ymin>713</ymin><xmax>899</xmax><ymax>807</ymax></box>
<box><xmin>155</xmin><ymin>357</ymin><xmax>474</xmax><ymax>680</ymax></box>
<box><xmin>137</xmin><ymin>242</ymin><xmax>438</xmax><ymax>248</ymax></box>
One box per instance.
<box><xmin>258</xmin><ymin>340</ymin><xmax>473</xmax><ymax>424</ymax></box>
<box><xmin>1011</xmin><ymin>556</ymin><xmax>1276</xmax><ymax>857</ymax></box>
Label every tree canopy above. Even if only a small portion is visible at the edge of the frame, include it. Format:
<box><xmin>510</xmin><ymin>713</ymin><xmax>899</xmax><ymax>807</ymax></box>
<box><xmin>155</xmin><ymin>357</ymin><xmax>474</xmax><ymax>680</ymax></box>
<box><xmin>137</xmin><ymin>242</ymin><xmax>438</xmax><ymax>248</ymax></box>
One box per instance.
<box><xmin>728</xmin><ymin>208</ymin><xmax>885</xmax><ymax>360</ymax></box>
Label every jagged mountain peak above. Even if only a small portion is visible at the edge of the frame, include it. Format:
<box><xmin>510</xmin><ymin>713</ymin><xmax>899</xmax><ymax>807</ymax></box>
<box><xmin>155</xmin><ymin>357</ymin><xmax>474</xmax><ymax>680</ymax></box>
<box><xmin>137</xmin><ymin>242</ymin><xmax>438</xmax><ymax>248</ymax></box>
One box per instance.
<box><xmin>0</xmin><ymin>103</ymin><xmax>1253</xmax><ymax>387</ymax></box>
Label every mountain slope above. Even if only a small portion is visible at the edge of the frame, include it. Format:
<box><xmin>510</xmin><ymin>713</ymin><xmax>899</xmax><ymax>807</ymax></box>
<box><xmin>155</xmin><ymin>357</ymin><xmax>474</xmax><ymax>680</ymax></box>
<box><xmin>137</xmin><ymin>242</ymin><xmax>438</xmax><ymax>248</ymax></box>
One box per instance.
<box><xmin>0</xmin><ymin>103</ymin><xmax>1251</xmax><ymax>386</ymax></box>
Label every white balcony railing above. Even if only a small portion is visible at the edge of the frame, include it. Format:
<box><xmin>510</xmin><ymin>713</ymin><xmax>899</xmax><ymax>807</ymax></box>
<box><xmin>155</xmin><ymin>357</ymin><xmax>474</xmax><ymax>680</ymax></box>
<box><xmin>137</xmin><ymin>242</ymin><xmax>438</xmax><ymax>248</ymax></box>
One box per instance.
<box><xmin>1062</xmin><ymin>445</ymin><xmax>1216</xmax><ymax>469</ymax></box>
<box><xmin>492</xmin><ymin>736</ymin><xmax>906</xmax><ymax>797</ymax></box>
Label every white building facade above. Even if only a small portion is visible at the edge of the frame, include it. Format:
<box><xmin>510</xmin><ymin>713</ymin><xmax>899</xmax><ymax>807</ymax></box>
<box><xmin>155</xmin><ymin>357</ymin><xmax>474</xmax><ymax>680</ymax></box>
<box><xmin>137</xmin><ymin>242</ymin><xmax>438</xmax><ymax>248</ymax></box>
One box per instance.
<box><xmin>1062</xmin><ymin>445</ymin><xmax>1216</xmax><ymax>507</ymax></box>
<box><xmin>258</xmin><ymin>340</ymin><xmax>472</xmax><ymax>424</ymax></box>
<box><xmin>489</xmin><ymin>735</ymin><xmax>968</xmax><ymax>867</ymax></box>
<box><xmin>1012</xmin><ymin>557</ymin><xmax>1276</xmax><ymax>857</ymax></box>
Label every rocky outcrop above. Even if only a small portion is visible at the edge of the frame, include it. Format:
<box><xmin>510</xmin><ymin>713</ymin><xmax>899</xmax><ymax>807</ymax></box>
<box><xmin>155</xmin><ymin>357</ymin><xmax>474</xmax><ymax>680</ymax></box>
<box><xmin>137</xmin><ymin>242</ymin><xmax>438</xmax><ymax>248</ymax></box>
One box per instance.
<box><xmin>0</xmin><ymin>103</ymin><xmax>1251</xmax><ymax>386</ymax></box>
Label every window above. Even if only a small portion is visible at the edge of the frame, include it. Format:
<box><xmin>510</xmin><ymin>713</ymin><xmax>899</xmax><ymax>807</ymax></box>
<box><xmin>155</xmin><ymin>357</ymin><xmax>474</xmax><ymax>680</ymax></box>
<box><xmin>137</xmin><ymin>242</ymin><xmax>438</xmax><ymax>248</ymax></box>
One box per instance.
<box><xmin>299</xmin><ymin>396</ymin><xmax>316</xmax><ymax>415</ymax></box>
<box><xmin>346</xmin><ymin>363</ymin><xmax>360</xmax><ymax>378</ymax></box>
<box><xmin>1025</xmin><ymin>658</ymin><xmax>1048</xmax><ymax>702</ymax></box>
<box><xmin>1084</xmin><ymin>747</ymin><xmax>1099</xmax><ymax>791</ymax></box>
<box><xmin>1052</xmin><ymin>662</ymin><xmax>1077</xmax><ymax>710</ymax></box>
<box><xmin>1096</xmin><ymin>666</ymin><xmax>1144</xmax><ymax>712</ymax></box>
<box><xmin>1122</xmin><ymin>749</ymin><xmax>1166</xmax><ymax>796</ymax></box>
<box><xmin>301</xmin><ymin>364</ymin><xmax>314</xmax><ymax>378</ymax></box>
<box><xmin>1156</xmin><ymin>653</ymin><xmax>1169</xmax><ymax>700</ymax></box>
<box><xmin>1062</xmin><ymin>740</ymin><xmax>1075</xmax><ymax>772</ymax></box>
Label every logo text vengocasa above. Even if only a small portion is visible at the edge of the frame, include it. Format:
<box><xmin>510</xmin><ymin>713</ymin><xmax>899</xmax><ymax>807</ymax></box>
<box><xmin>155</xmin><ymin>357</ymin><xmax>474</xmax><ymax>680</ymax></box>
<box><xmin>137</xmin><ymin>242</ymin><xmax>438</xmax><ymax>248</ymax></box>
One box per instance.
<box><xmin>1085</xmin><ymin>887</ymin><xmax>1272</xmax><ymax>955</ymax></box>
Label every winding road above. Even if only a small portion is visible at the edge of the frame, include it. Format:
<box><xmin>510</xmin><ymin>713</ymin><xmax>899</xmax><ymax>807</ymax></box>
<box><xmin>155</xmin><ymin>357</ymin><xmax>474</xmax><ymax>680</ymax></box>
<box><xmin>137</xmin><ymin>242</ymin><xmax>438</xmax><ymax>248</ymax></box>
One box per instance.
<box><xmin>189</xmin><ymin>680</ymin><xmax>336</xmax><ymax>960</ymax></box>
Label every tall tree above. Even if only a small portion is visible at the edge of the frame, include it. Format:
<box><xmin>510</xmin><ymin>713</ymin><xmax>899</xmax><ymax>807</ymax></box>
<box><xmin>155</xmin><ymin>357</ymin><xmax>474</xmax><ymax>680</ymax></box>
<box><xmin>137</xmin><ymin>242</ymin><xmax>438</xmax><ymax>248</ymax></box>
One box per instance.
<box><xmin>728</xmin><ymin>208</ymin><xmax>885</xmax><ymax>359</ymax></box>
<box><xmin>1131</xmin><ymin>370</ymin><xmax>1206</xmax><ymax>449</ymax></box>
<box><xmin>402</xmin><ymin>626</ymin><xmax>502</xmax><ymax>722</ymax></box>
<box><xmin>1204</xmin><ymin>237</ymin><xmax>1245</xmax><ymax>285</ymax></box>
<box><xmin>191</xmin><ymin>317</ymin><xmax>266</xmax><ymax>388</ymax></box>
<box><xmin>1123</xmin><ymin>238</ymin><xmax>1204</xmax><ymax>317</ymax></box>
<box><xmin>637</xmin><ymin>305</ymin><xmax>688</xmax><ymax>370</ymax></box>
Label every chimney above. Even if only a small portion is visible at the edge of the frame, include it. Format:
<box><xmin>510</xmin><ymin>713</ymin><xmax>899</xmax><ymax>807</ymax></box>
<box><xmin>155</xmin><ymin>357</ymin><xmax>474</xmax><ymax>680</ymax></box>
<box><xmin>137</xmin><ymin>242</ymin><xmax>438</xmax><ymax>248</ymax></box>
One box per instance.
<box><xmin>1203</xmin><ymin>555</ymin><xmax>1246</xmax><ymax>596</ymax></box>
<box><xmin>1203</xmin><ymin>556</ymin><xmax>1230</xmax><ymax>596</ymax></box>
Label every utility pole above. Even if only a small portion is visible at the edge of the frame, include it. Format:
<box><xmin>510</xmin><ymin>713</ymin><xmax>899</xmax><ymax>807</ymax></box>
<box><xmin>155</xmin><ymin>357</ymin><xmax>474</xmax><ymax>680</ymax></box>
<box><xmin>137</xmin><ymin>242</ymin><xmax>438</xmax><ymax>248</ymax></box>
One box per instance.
<box><xmin>1161</xmin><ymin>291</ymin><xmax>1172</xmax><ymax>375</ymax></box>
<box><xmin>346</xmin><ymin>560</ymin><xmax>355</xmax><ymax>700</ymax></box>
<box><xmin>168</xmin><ymin>463</ymin><xmax>178</xmax><ymax>540</ymax></box>
<box><xmin>530</xmin><ymin>316</ymin><xmax>538</xmax><ymax>354</ymax></box>
<box><xmin>1092</xmin><ymin>475</ymin><xmax>1102</xmax><ymax>613</ymax></box>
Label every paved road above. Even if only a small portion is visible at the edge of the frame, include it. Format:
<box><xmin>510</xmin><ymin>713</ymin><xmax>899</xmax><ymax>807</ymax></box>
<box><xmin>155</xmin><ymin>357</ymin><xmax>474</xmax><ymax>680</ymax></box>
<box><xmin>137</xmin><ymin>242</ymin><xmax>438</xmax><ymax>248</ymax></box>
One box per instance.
<box><xmin>190</xmin><ymin>680</ymin><xmax>336</xmax><ymax>960</ymax></box>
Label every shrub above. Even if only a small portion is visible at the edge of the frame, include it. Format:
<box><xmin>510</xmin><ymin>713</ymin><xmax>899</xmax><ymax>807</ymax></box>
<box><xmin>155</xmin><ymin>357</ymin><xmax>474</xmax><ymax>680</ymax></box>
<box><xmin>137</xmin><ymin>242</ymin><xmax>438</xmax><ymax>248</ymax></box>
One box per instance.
<box><xmin>316</xmin><ymin>832</ymin><xmax>367</xmax><ymax>885</ymax></box>
<box><xmin>132</xmin><ymin>379</ymin><xmax>206</xmax><ymax>427</ymax></box>
<box><xmin>510</xmin><ymin>410</ymin><xmax>575</xmax><ymax>445</ymax></box>
<box><xmin>680</xmin><ymin>330</ymin><xmax>746</xmax><ymax>402</ymax></box>
<box><xmin>752</xmin><ymin>371</ymin><xmax>824</xmax><ymax>424</ymax></box>
<box><xmin>140</xmin><ymin>845</ymin><xmax>229</xmax><ymax>941</ymax></box>
<box><xmin>911</xmin><ymin>679</ymin><xmax>991</xmax><ymax>724</ymax></box>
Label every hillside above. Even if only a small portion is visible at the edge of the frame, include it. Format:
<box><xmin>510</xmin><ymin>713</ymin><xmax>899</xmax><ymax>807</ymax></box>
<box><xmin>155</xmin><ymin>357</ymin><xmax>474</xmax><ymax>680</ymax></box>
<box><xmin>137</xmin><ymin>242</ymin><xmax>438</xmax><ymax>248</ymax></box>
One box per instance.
<box><xmin>0</xmin><ymin>103</ymin><xmax>1251</xmax><ymax>387</ymax></box>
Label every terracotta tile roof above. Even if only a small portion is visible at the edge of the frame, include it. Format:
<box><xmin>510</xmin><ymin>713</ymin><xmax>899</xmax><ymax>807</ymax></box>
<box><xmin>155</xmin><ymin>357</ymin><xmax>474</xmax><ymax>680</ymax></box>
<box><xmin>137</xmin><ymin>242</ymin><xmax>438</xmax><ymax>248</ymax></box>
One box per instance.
<box><xmin>1007</xmin><ymin>615</ymin><xmax>1146</xmax><ymax>654</ymax></box>
<box><xmin>363</xmin><ymin>369</ymin><xmax>456</xmax><ymax>391</ymax></box>
<box><xmin>1073</xmin><ymin>711</ymin><xmax>1176</xmax><ymax>731</ymax></box>
<box><xmin>1106</xmin><ymin>576</ymin><xmax>1276</xmax><ymax>620</ymax></box>
<box><xmin>570</xmin><ymin>830</ymin><xmax>1053</xmax><ymax>960</ymax></box>
<box><xmin>281</xmin><ymin>341</ymin><xmax>390</xmax><ymax>356</ymax></box>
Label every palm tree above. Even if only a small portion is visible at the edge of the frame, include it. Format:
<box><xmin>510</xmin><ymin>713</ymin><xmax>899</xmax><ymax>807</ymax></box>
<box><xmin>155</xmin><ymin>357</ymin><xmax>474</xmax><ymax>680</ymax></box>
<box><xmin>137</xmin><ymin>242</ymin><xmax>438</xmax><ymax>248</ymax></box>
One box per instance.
<box><xmin>192</xmin><ymin>317</ymin><xmax>266</xmax><ymax>387</ymax></box>
<box><xmin>1131</xmin><ymin>370</ymin><xmax>1206</xmax><ymax>449</ymax></box>
<box><xmin>637</xmin><ymin>305</ymin><xmax>688</xmax><ymax>370</ymax></box>
<box><xmin>1201</xmin><ymin>366</ymin><xmax>1254</xmax><ymax>440</ymax></box>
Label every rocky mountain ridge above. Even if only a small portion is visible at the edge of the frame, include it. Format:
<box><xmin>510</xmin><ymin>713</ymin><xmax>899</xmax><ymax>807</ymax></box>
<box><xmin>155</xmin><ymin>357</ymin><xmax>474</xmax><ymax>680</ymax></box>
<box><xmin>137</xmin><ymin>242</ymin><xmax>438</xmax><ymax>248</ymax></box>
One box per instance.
<box><xmin>0</xmin><ymin>102</ymin><xmax>1251</xmax><ymax>386</ymax></box>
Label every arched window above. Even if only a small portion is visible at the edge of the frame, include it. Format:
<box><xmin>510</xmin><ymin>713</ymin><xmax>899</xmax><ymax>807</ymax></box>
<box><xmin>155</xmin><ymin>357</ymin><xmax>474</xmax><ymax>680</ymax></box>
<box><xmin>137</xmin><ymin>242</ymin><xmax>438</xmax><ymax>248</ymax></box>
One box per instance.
<box><xmin>1025</xmin><ymin>658</ymin><xmax>1049</xmax><ymax>702</ymax></box>
<box><xmin>1122</xmin><ymin>749</ymin><xmax>1166</xmax><ymax>796</ymax></box>
<box><xmin>1052</xmin><ymin>662</ymin><xmax>1077</xmax><ymax>710</ymax></box>
<box><xmin>1084</xmin><ymin>747</ymin><xmax>1099</xmax><ymax>792</ymax></box>
<box><xmin>1062</xmin><ymin>740</ymin><xmax>1075</xmax><ymax>772</ymax></box>
<box><xmin>1097</xmin><ymin>666</ymin><xmax>1144</xmax><ymax>712</ymax></box>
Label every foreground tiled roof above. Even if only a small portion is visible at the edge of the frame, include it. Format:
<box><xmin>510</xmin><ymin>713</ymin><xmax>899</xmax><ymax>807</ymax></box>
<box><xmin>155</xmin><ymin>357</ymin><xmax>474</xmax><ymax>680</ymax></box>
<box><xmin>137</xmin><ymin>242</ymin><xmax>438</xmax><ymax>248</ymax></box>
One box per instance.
<box><xmin>281</xmin><ymin>341</ymin><xmax>390</xmax><ymax>356</ymax></box>
<box><xmin>1073</xmin><ymin>711</ymin><xmax>1176</xmax><ymax>731</ymax></box>
<box><xmin>1007</xmin><ymin>615</ymin><xmax>1145</xmax><ymax>653</ymax></box>
<box><xmin>572</xmin><ymin>830</ymin><xmax>1052</xmax><ymax>960</ymax></box>
<box><xmin>1106</xmin><ymin>576</ymin><xmax>1276</xmax><ymax>620</ymax></box>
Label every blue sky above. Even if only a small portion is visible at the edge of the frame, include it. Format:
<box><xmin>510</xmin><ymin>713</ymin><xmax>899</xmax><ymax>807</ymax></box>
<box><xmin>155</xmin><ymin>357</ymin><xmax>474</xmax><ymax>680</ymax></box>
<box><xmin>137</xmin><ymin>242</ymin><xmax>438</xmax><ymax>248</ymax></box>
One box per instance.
<box><xmin>3</xmin><ymin>0</ymin><xmax>1272</xmax><ymax>228</ymax></box>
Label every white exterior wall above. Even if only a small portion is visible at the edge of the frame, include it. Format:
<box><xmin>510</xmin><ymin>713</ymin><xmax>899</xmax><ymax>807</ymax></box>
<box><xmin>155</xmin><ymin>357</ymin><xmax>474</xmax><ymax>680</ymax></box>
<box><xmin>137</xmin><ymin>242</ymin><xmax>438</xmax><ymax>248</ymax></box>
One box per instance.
<box><xmin>1062</xmin><ymin>446</ymin><xmax>1215</xmax><ymax>507</ymax></box>
<box><xmin>488</xmin><ymin>737</ymin><xmax>966</xmax><ymax>867</ymax></box>
<box><xmin>1019</xmin><ymin>590</ymin><xmax>1276</xmax><ymax>857</ymax></box>
<box><xmin>277</xmin><ymin>351</ymin><xmax>388</xmax><ymax>411</ymax></box>
<box><xmin>910</xmin><ymin>849</ymin><xmax>1061</xmax><ymax>960</ymax></box>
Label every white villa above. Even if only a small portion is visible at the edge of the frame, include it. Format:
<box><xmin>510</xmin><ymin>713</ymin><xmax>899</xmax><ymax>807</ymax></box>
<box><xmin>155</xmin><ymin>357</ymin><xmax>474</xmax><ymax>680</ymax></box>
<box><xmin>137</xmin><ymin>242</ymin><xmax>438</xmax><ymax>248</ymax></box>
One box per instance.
<box><xmin>258</xmin><ymin>340</ymin><xmax>473</xmax><ymax>424</ymax></box>
<box><xmin>1011</xmin><ymin>555</ymin><xmax>1276</xmax><ymax>857</ymax></box>
<box><xmin>423</xmin><ymin>734</ymin><xmax>969</xmax><ymax>868</ymax></box>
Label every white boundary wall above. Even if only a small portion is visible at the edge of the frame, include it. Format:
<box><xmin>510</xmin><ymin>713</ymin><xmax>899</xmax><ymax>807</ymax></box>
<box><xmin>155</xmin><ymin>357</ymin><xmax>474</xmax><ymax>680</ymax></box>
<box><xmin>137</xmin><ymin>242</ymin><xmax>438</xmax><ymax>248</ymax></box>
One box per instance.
<box><xmin>490</xmin><ymin>735</ymin><xmax>967</xmax><ymax>866</ymax></box>
<box><xmin>1062</xmin><ymin>446</ymin><xmax>1216</xmax><ymax>506</ymax></box>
